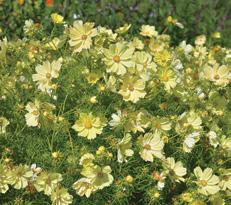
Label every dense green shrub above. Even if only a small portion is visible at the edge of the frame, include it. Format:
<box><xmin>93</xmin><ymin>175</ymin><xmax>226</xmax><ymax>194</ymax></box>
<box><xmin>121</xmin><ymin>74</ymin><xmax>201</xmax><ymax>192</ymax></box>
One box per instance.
<box><xmin>0</xmin><ymin>0</ymin><xmax>231</xmax><ymax>46</ymax></box>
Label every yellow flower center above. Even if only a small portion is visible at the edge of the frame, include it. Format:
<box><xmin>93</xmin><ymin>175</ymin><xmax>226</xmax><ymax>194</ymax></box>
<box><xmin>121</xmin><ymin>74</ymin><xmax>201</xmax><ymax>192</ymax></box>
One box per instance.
<box><xmin>144</xmin><ymin>144</ymin><xmax>151</xmax><ymax>150</ymax></box>
<box><xmin>81</xmin><ymin>35</ymin><xmax>88</xmax><ymax>40</ymax></box>
<box><xmin>128</xmin><ymin>84</ymin><xmax>134</xmax><ymax>91</ymax></box>
<box><xmin>113</xmin><ymin>55</ymin><xmax>120</xmax><ymax>63</ymax></box>
<box><xmin>161</xmin><ymin>74</ymin><xmax>169</xmax><ymax>82</ymax></box>
<box><xmin>84</xmin><ymin>119</ymin><xmax>92</xmax><ymax>129</ymax></box>
<box><xmin>46</xmin><ymin>72</ymin><xmax>51</xmax><ymax>79</ymax></box>
<box><xmin>198</xmin><ymin>180</ymin><xmax>208</xmax><ymax>186</ymax></box>
<box><xmin>155</xmin><ymin>122</ymin><xmax>161</xmax><ymax>129</ymax></box>
<box><xmin>32</xmin><ymin>110</ymin><xmax>39</xmax><ymax>116</ymax></box>
<box><xmin>214</xmin><ymin>74</ymin><xmax>220</xmax><ymax>80</ymax></box>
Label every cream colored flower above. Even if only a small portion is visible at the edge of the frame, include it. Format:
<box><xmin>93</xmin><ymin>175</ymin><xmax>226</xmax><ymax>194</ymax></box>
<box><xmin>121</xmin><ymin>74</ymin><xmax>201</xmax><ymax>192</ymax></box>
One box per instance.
<box><xmin>117</xmin><ymin>134</ymin><xmax>134</xmax><ymax>163</ymax></box>
<box><xmin>118</xmin><ymin>75</ymin><xmax>146</xmax><ymax>103</ymax></box>
<box><xmin>165</xmin><ymin>157</ymin><xmax>187</xmax><ymax>182</ymax></box>
<box><xmin>139</xmin><ymin>132</ymin><xmax>165</xmax><ymax>162</ymax></box>
<box><xmin>103</xmin><ymin>42</ymin><xmax>134</xmax><ymax>75</ymax></box>
<box><xmin>129</xmin><ymin>37</ymin><xmax>144</xmax><ymax>50</ymax></box>
<box><xmin>115</xmin><ymin>24</ymin><xmax>131</xmax><ymax>34</ymax></box>
<box><xmin>51</xmin><ymin>187</ymin><xmax>73</xmax><ymax>205</ymax></box>
<box><xmin>207</xmin><ymin>131</ymin><xmax>219</xmax><ymax>148</ymax></box>
<box><xmin>25</xmin><ymin>100</ymin><xmax>40</xmax><ymax>127</ymax></box>
<box><xmin>183</xmin><ymin>132</ymin><xmax>200</xmax><ymax>153</ymax></box>
<box><xmin>51</xmin><ymin>13</ymin><xmax>64</xmax><ymax>24</ymax></box>
<box><xmin>194</xmin><ymin>166</ymin><xmax>220</xmax><ymax>195</ymax></box>
<box><xmin>159</xmin><ymin>69</ymin><xmax>177</xmax><ymax>91</ymax></box>
<box><xmin>151</xmin><ymin>117</ymin><xmax>171</xmax><ymax>134</ymax></box>
<box><xmin>72</xmin><ymin>178</ymin><xmax>96</xmax><ymax>198</ymax></box>
<box><xmin>79</xmin><ymin>153</ymin><xmax>95</xmax><ymax>166</ymax></box>
<box><xmin>195</xmin><ymin>35</ymin><xmax>206</xmax><ymax>46</ymax></box>
<box><xmin>81</xmin><ymin>165</ymin><xmax>114</xmax><ymax>189</ymax></box>
<box><xmin>133</xmin><ymin>51</ymin><xmax>157</xmax><ymax>81</ymax></box>
<box><xmin>34</xmin><ymin>172</ymin><xmax>62</xmax><ymax>195</ymax></box>
<box><xmin>219</xmin><ymin>170</ymin><xmax>231</xmax><ymax>191</ymax></box>
<box><xmin>7</xmin><ymin>164</ymin><xmax>33</xmax><ymax>189</ymax></box>
<box><xmin>32</xmin><ymin>60</ymin><xmax>61</xmax><ymax>93</ymax></box>
<box><xmin>0</xmin><ymin>117</ymin><xmax>9</xmax><ymax>134</ymax></box>
<box><xmin>202</xmin><ymin>64</ymin><xmax>230</xmax><ymax>86</ymax></box>
<box><xmin>72</xmin><ymin>113</ymin><xmax>106</xmax><ymax>140</ymax></box>
<box><xmin>69</xmin><ymin>20</ymin><xmax>97</xmax><ymax>53</ymax></box>
<box><xmin>140</xmin><ymin>25</ymin><xmax>158</xmax><ymax>37</ymax></box>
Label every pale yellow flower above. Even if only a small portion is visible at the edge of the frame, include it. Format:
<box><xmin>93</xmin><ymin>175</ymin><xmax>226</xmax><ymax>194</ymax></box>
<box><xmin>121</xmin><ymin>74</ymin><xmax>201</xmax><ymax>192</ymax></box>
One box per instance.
<box><xmin>118</xmin><ymin>75</ymin><xmax>146</xmax><ymax>103</ymax></box>
<box><xmin>202</xmin><ymin>64</ymin><xmax>230</xmax><ymax>86</ymax></box>
<box><xmin>219</xmin><ymin>170</ymin><xmax>231</xmax><ymax>191</ymax></box>
<box><xmin>151</xmin><ymin>117</ymin><xmax>171</xmax><ymax>134</ymax></box>
<box><xmin>73</xmin><ymin>178</ymin><xmax>96</xmax><ymax>198</ymax></box>
<box><xmin>194</xmin><ymin>166</ymin><xmax>220</xmax><ymax>195</ymax></box>
<box><xmin>140</xmin><ymin>25</ymin><xmax>158</xmax><ymax>37</ymax></box>
<box><xmin>69</xmin><ymin>20</ymin><xmax>97</xmax><ymax>53</ymax></box>
<box><xmin>117</xmin><ymin>134</ymin><xmax>134</xmax><ymax>163</ymax></box>
<box><xmin>25</xmin><ymin>100</ymin><xmax>40</xmax><ymax>127</ymax></box>
<box><xmin>165</xmin><ymin>157</ymin><xmax>187</xmax><ymax>182</ymax></box>
<box><xmin>79</xmin><ymin>153</ymin><xmax>95</xmax><ymax>166</ymax></box>
<box><xmin>7</xmin><ymin>165</ymin><xmax>33</xmax><ymax>189</ymax></box>
<box><xmin>72</xmin><ymin>113</ymin><xmax>105</xmax><ymax>140</ymax></box>
<box><xmin>159</xmin><ymin>69</ymin><xmax>177</xmax><ymax>91</ymax></box>
<box><xmin>0</xmin><ymin>117</ymin><xmax>9</xmax><ymax>134</ymax></box>
<box><xmin>139</xmin><ymin>132</ymin><xmax>165</xmax><ymax>162</ymax></box>
<box><xmin>115</xmin><ymin>24</ymin><xmax>131</xmax><ymax>34</ymax></box>
<box><xmin>32</xmin><ymin>60</ymin><xmax>61</xmax><ymax>93</ymax></box>
<box><xmin>103</xmin><ymin>42</ymin><xmax>134</xmax><ymax>75</ymax></box>
<box><xmin>51</xmin><ymin>187</ymin><xmax>73</xmax><ymax>205</ymax></box>
<box><xmin>0</xmin><ymin>165</ymin><xmax>9</xmax><ymax>193</ymax></box>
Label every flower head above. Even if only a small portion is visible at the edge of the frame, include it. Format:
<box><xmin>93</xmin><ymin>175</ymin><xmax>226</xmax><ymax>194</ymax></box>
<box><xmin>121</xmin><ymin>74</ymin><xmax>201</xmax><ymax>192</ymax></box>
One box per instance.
<box><xmin>51</xmin><ymin>187</ymin><xmax>73</xmax><ymax>205</ymax></box>
<box><xmin>103</xmin><ymin>42</ymin><xmax>134</xmax><ymax>75</ymax></box>
<box><xmin>69</xmin><ymin>20</ymin><xmax>97</xmax><ymax>53</ymax></box>
<box><xmin>51</xmin><ymin>13</ymin><xmax>64</xmax><ymax>24</ymax></box>
<box><xmin>72</xmin><ymin>113</ymin><xmax>106</xmax><ymax>140</ymax></box>
<box><xmin>194</xmin><ymin>166</ymin><xmax>220</xmax><ymax>195</ymax></box>
<box><xmin>72</xmin><ymin>178</ymin><xmax>96</xmax><ymax>198</ymax></box>
<box><xmin>32</xmin><ymin>60</ymin><xmax>61</xmax><ymax>94</ymax></box>
<box><xmin>140</xmin><ymin>25</ymin><xmax>158</xmax><ymax>37</ymax></box>
<box><xmin>117</xmin><ymin>134</ymin><xmax>134</xmax><ymax>163</ymax></box>
<box><xmin>25</xmin><ymin>100</ymin><xmax>40</xmax><ymax>127</ymax></box>
<box><xmin>138</xmin><ymin>132</ymin><xmax>165</xmax><ymax>162</ymax></box>
<box><xmin>0</xmin><ymin>164</ymin><xmax>9</xmax><ymax>193</ymax></box>
<box><xmin>0</xmin><ymin>117</ymin><xmax>9</xmax><ymax>134</ymax></box>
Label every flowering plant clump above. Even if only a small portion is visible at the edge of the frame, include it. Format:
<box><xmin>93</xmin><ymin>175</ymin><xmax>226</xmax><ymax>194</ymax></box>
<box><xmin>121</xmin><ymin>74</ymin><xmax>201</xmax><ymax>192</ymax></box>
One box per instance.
<box><xmin>0</xmin><ymin>14</ymin><xmax>231</xmax><ymax>205</ymax></box>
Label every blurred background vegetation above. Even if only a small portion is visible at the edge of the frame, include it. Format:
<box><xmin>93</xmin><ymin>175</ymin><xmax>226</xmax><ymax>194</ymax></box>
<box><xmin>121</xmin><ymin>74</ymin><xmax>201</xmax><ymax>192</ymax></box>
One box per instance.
<box><xmin>0</xmin><ymin>0</ymin><xmax>231</xmax><ymax>47</ymax></box>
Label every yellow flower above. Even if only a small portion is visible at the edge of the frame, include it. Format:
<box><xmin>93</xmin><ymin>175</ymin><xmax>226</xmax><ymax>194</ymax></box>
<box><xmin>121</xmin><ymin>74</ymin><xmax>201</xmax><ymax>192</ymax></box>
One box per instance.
<box><xmin>72</xmin><ymin>113</ymin><xmax>106</xmax><ymax>140</ymax></box>
<box><xmin>0</xmin><ymin>117</ymin><xmax>9</xmax><ymax>134</ymax></box>
<box><xmin>212</xmin><ymin>32</ymin><xmax>221</xmax><ymax>39</ymax></box>
<box><xmin>159</xmin><ymin>69</ymin><xmax>177</xmax><ymax>91</ymax></box>
<box><xmin>151</xmin><ymin>117</ymin><xmax>171</xmax><ymax>134</ymax></box>
<box><xmin>117</xmin><ymin>134</ymin><xmax>134</xmax><ymax>163</ymax></box>
<box><xmin>73</xmin><ymin>178</ymin><xmax>96</xmax><ymax>198</ymax></box>
<box><xmin>7</xmin><ymin>165</ymin><xmax>33</xmax><ymax>189</ymax></box>
<box><xmin>219</xmin><ymin>169</ymin><xmax>231</xmax><ymax>191</ymax></box>
<box><xmin>202</xmin><ymin>64</ymin><xmax>230</xmax><ymax>86</ymax></box>
<box><xmin>25</xmin><ymin>100</ymin><xmax>40</xmax><ymax>127</ymax></box>
<box><xmin>154</xmin><ymin>50</ymin><xmax>171</xmax><ymax>66</ymax></box>
<box><xmin>194</xmin><ymin>166</ymin><xmax>220</xmax><ymax>195</ymax></box>
<box><xmin>138</xmin><ymin>132</ymin><xmax>165</xmax><ymax>162</ymax></box>
<box><xmin>118</xmin><ymin>75</ymin><xmax>146</xmax><ymax>103</ymax></box>
<box><xmin>79</xmin><ymin>153</ymin><xmax>95</xmax><ymax>166</ymax></box>
<box><xmin>69</xmin><ymin>20</ymin><xmax>97</xmax><ymax>53</ymax></box>
<box><xmin>165</xmin><ymin>157</ymin><xmax>187</xmax><ymax>182</ymax></box>
<box><xmin>32</xmin><ymin>60</ymin><xmax>62</xmax><ymax>93</ymax></box>
<box><xmin>129</xmin><ymin>37</ymin><xmax>144</xmax><ymax>50</ymax></box>
<box><xmin>51</xmin><ymin>187</ymin><xmax>73</xmax><ymax>205</ymax></box>
<box><xmin>81</xmin><ymin>165</ymin><xmax>114</xmax><ymax>189</ymax></box>
<box><xmin>34</xmin><ymin>172</ymin><xmax>63</xmax><ymax>195</ymax></box>
<box><xmin>103</xmin><ymin>42</ymin><xmax>134</xmax><ymax>75</ymax></box>
<box><xmin>133</xmin><ymin>51</ymin><xmax>157</xmax><ymax>80</ymax></box>
<box><xmin>140</xmin><ymin>25</ymin><xmax>158</xmax><ymax>37</ymax></box>
<box><xmin>51</xmin><ymin>13</ymin><xmax>64</xmax><ymax>24</ymax></box>
<box><xmin>195</xmin><ymin>35</ymin><xmax>206</xmax><ymax>46</ymax></box>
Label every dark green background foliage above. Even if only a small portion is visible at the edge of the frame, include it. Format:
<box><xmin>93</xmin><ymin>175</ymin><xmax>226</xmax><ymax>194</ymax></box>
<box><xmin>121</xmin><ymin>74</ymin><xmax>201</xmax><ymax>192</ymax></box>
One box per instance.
<box><xmin>0</xmin><ymin>0</ymin><xmax>231</xmax><ymax>46</ymax></box>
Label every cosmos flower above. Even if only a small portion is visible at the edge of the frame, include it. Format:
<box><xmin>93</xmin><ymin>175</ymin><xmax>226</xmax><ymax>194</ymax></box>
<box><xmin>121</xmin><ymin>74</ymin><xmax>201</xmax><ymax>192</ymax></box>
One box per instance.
<box><xmin>103</xmin><ymin>42</ymin><xmax>134</xmax><ymax>75</ymax></box>
<box><xmin>72</xmin><ymin>113</ymin><xmax>106</xmax><ymax>140</ymax></box>
<box><xmin>0</xmin><ymin>165</ymin><xmax>9</xmax><ymax>193</ymax></box>
<box><xmin>140</xmin><ymin>25</ymin><xmax>158</xmax><ymax>37</ymax></box>
<box><xmin>72</xmin><ymin>178</ymin><xmax>96</xmax><ymax>198</ymax></box>
<box><xmin>7</xmin><ymin>165</ymin><xmax>33</xmax><ymax>189</ymax></box>
<box><xmin>164</xmin><ymin>157</ymin><xmax>187</xmax><ymax>182</ymax></box>
<box><xmin>138</xmin><ymin>132</ymin><xmax>165</xmax><ymax>162</ymax></box>
<box><xmin>117</xmin><ymin>134</ymin><xmax>134</xmax><ymax>163</ymax></box>
<box><xmin>32</xmin><ymin>60</ymin><xmax>61</xmax><ymax>93</ymax></box>
<box><xmin>118</xmin><ymin>75</ymin><xmax>146</xmax><ymax>103</ymax></box>
<box><xmin>194</xmin><ymin>166</ymin><xmax>220</xmax><ymax>195</ymax></box>
<box><xmin>81</xmin><ymin>165</ymin><xmax>114</xmax><ymax>189</ymax></box>
<box><xmin>69</xmin><ymin>20</ymin><xmax>97</xmax><ymax>53</ymax></box>
<box><xmin>51</xmin><ymin>186</ymin><xmax>73</xmax><ymax>205</ymax></box>
<box><xmin>25</xmin><ymin>100</ymin><xmax>40</xmax><ymax>127</ymax></box>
